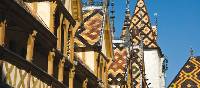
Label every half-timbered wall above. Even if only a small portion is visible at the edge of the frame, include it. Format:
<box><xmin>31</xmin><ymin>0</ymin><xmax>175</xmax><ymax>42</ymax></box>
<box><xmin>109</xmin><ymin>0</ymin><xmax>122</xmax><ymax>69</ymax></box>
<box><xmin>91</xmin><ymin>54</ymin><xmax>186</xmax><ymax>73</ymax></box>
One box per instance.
<box><xmin>2</xmin><ymin>62</ymin><xmax>49</xmax><ymax>88</ymax></box>
<box><xmin>0</xmin><ymin>0</ymin><xmax>76</xmax><ymax>88</ymax></box>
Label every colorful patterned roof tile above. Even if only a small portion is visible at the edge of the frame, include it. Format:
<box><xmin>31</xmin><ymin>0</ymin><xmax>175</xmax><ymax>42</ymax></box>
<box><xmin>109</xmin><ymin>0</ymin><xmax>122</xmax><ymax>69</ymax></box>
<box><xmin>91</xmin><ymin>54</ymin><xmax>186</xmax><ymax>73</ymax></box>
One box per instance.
<box><xmin>129</xmin><ymin>0</ymin><xmax>158</xmax><ymax>48</ymax></box>
<box><xmin>120</xmin><ymin>9</ymin><xmax>131</xmax><ymax>39</ymax></box>
<box><xmin>75</xmin><ymin>9</ymin><xmax>103</xmax><ymax>47</ymax></box>
<box><xmin>108</xmin><ymin>43</ymin><xmax>127</xmax><ymax>85</ymax></box>
<box><xmin>169</xmin><ymin>56</ymin><xmax>200</xmax><ymax>88</ymax></box>
<box><xmin>131</xmin><ymin>47</ymin><xmax>143</xmax><ymax>87</ymax></box>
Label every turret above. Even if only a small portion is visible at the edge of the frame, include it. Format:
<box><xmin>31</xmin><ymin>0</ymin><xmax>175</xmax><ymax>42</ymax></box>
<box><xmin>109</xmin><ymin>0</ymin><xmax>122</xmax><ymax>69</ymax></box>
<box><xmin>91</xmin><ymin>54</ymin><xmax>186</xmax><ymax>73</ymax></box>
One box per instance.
<box><xmin>120</xmin><ymin>0</ymin><xmax>131</xmax><ymax>40</ymax></box>
<box><xmin>127</xmin><ymin>0</ymin><xmax>165</xmax><ymax>87</ymax></box>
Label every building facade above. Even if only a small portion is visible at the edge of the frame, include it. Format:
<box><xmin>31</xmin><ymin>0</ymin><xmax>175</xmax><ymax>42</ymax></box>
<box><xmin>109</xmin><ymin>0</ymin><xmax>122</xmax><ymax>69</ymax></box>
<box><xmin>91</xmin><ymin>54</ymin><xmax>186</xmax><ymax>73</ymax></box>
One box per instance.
<box><xmin>0</xmin><ymin>0</ymin><xmax>167</xmax><ymax>88</ymax></box>
<box><xmin>108</xmin><ymin>0</ymin><xmax>166</xmax><ymax>88</ymax></box>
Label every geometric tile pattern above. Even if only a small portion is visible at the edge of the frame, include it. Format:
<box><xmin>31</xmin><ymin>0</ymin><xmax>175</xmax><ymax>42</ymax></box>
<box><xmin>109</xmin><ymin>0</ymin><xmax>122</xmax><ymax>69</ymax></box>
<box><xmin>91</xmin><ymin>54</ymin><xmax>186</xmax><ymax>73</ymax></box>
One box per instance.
<box><xmin>131</xmin><ymin>47</ymin><xmax>143</xmax><ymax>87</ymax></box>
<box><xmin>108</xmin><ymin>43</ymin><xmax>127</xmax><ymax>85</ymax></box>
<box><xmin>169</xmin><ymin>56</ymin><xmax>200</xmax><ymax>88</ymax></box>
<box><xmin>75</xmin><ymin>9</ymin><xmax>103</xmax><ymax>47</ymax></box>
<box><xmin>129</xmin><ymin>0</ymin><xmax>157</xmax><ymax>48</ymax></box>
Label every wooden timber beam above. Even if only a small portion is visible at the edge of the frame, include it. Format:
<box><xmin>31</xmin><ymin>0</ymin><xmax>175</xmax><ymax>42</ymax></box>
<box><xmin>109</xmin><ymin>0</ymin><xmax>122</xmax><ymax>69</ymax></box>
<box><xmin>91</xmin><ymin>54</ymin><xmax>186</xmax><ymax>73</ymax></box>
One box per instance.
<box><xmin>63</xmin><ymin>19</ymin><xmax>69</xmax><ymax>57</ymax></box>
<box><xmin>50</xmin><ymin>1</ymin><xmax>57</xmax><ymax>34</ymax></box>
<box><xmin>57</xmin><ymin>13</ymin><xmax>63</xmax><ymax>51</ymax></box>
<box><xmin>26</xmin><ymin>30</ymin><xmax>37</xmax><ymax>62</ymax></box>
<box><xmin>58</xmin><ymin>58</ymin><xmax>65</xmax><ymax>83</ymax></box>
<box><xmin>26</xmin><ymin>30</ymin><xmax>37</xmax><ymax>88</ymax></box>
<box><xmin>69</xmin><ymin>22</ymin><xmax>80</xmax><ymax>88</ymax></box>
<box><xmin>58</xmin><ymin>18</ymin><xmax>70</xmax><ymax>83</ymax></box>
<box><xmin>0</xmin><ymin>46</ymin><xmax>66</xmax><ymax>88</ymax></box>
<box><xmin>82</xmin><ymin>78</ymin><xmax>88</xmax><ymax>88</ymax></box>
<box><xmin>0</xmin><ymin>20</ymin><xmax>6</xmax><ymax>46</ymax></box>
<box><xmin>0</xmin><ymin>17</ymin><xmax>6</xmax><ymax>83</ymax></box>
<box><xmin>71</xmin><ymin>0</ymin><xmax>82</xmax><ymax>22</ymax></box>
<box><xmin>48</xmin><ymin>49</ymin><xmax>55</xmax><ymax>76</ymax></box>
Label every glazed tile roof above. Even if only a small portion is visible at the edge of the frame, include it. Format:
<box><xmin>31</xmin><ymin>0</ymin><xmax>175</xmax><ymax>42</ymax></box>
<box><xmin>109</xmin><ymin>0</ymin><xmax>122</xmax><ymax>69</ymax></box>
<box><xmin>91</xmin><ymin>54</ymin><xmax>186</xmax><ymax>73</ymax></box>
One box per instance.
<box><xmin>108</xmin><ymin>43</ymin><xmax>127</xmax><ymax>85</ymax></box>
<box><xmin>129</xmin><ymin>0</ymin><xmax>158</xmax><ymax>48</ymax></box>
<box><xmin>120</xmin><ymin>10</ymin><xmax>131</xmax><ymax>39</ymax></box>
<box><xmin>169</xmin><ymin>56</ymin><xmax>200</xmax><ymax>88</ymax></box>
<box><xmin>75</xmin><ymin>8</ymin><xmax>103</xmax><ymax>47</ymax></box>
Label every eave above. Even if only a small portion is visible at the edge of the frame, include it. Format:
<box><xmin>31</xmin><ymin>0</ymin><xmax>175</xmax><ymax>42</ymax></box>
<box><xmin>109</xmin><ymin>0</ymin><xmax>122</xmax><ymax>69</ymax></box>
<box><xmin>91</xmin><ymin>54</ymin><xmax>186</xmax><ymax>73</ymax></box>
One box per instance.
<box><xmin>143</xmin><ymin>46</ymin><xmax>164</xmax><ymax>58</ymax></box>
<box><xmin>2</xmin><ymin>0</ymin><xmax>57</xmax><ymax>50</ymax></box>
<box><xmin>0</xmin><ymin>46</ymin><xmax>66</xmax><ymax>88</ymax></box>
<box><xmin>56</xmin><ymin>0</ymin><xmax>76</xmax><ymax>27</ymax></box>
<box><xmin>75</xmin><ymin>58</ymin><xmax>98</xmax><ymax>86</ymax></box>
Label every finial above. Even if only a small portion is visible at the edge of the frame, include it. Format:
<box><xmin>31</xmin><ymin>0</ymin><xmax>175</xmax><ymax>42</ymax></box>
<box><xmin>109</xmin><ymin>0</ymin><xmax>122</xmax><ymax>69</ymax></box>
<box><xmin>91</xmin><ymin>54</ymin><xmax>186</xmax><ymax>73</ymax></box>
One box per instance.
<box><xmin>154</xmin><ymin>12</ymin><xmax>158</xmax><ymax>27</ymax></box>
<box><xmin>190</xmin><ymin>48</ymin><xmax>194</xmax><ymax>57</ymax></box>
<box><xmin>126</xmin><ymin>0</ymin><xmax>130</xmax><ymax>10</ymax></box>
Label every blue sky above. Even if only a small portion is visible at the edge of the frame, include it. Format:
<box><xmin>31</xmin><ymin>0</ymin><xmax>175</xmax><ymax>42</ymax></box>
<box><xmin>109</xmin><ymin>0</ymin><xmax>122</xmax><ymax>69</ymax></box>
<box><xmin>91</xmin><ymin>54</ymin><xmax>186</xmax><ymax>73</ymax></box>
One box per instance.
<box><xmin>113</xmin><ymin>0</ymin><xmax>200</xmax><ymax>86</ymax></box>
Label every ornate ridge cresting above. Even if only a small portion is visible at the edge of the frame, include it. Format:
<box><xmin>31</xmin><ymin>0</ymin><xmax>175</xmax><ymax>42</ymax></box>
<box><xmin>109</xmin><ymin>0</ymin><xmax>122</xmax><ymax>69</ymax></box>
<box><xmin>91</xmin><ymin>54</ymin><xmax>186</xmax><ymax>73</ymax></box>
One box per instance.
<box><xmin>129</xmin><ymin>0</ymin><xmax>158</xmax><ymax>48</ymax></box>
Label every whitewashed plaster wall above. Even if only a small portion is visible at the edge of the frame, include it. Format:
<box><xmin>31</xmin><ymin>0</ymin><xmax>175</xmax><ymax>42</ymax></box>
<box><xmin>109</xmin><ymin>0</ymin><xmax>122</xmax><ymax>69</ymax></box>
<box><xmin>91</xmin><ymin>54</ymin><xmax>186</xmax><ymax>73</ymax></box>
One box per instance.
<box><xmin>144</xmin><ymin>49</ymin><xmax>165</xmax><ymax>88</ymax></box>
<box><xmin>76</xmin><ymin>51</ymin><xmax>95</xmax><ymax>72</ymax></box>
<box><xmin>25</xmin><ymin>2</ymin><xmax>50</xmax><ymax>28</ymax></box>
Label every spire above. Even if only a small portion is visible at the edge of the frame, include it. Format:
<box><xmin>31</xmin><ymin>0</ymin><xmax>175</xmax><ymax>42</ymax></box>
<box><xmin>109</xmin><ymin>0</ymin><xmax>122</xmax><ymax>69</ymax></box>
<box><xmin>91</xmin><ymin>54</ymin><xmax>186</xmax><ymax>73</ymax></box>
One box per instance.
<box><xmin>127</xmin><ymin>0</ymin><xmax>157</xmax><ymax>87</ymax></box>
<box><xmin>129</xmin><ymin>0</ymin><xmax>158</xmax><ymax>48</ymax></box>
<box><xmin>120</xmin><ymin>0</ymin><xmax>131</xmax><ymax>39</ymax></box>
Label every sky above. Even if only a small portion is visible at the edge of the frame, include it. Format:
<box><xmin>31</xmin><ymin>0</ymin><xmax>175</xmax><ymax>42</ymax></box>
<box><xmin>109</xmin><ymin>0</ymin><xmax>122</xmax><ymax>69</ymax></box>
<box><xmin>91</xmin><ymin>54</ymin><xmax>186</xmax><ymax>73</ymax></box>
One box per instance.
<box><xmin>113</xmin><ymin>0</ymin><xmax>200</xmax><ymax>86</ymax></box>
